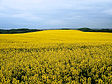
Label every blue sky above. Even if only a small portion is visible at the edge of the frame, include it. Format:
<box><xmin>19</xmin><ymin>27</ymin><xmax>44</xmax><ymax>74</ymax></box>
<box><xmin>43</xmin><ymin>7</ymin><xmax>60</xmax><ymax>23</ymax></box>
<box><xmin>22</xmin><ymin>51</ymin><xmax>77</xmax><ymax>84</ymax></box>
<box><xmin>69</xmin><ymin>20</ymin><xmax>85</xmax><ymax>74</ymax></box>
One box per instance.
<box><xmin>0</xmin><ymin>0</ymin><xmax>112</xmax><ymax>29</ymax></box>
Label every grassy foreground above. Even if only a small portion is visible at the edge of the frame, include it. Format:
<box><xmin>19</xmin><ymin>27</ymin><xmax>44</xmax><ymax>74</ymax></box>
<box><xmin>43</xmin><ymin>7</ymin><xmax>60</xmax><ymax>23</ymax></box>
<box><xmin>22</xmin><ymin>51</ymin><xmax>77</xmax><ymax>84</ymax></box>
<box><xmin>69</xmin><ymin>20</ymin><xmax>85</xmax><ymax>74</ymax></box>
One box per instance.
<box><xmin>0</xmin><ymin>30</ymin><xmax>112</xmax><ymax>84</ymax></box>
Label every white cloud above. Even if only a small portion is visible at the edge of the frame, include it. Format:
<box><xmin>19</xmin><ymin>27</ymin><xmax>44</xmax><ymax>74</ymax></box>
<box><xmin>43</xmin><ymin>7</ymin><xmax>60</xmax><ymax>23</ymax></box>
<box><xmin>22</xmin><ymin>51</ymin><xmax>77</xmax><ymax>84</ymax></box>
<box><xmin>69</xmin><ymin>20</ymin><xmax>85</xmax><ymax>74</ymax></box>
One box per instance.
<box><xmin>12</xmin><ymin>13</ymin><xmax>43</xmax><ymax>21</ymax></box>
<box><xmin>0</xmin><ymin>0</ymin><xmax>111</xmax><ymax>11</ymax></box>
<box><xmin>103</xmin><ymin>9</ymin><xmax>112</xmax><ymax>15</ymax></box>
<box><xmin>0</xmin><ymin>0</ymin><xmax>112</xmax><ymax>28</ymax></box>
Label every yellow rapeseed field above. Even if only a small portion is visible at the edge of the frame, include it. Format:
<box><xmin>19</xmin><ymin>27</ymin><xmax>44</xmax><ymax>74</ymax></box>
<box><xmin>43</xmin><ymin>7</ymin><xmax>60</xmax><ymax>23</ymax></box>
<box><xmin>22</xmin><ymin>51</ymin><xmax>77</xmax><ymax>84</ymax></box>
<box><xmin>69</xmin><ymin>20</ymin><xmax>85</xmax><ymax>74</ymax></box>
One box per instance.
<box><xmin>0</xmin><ymin>30</ymin><xmax>112</xmax><ymax>84</ymax></box>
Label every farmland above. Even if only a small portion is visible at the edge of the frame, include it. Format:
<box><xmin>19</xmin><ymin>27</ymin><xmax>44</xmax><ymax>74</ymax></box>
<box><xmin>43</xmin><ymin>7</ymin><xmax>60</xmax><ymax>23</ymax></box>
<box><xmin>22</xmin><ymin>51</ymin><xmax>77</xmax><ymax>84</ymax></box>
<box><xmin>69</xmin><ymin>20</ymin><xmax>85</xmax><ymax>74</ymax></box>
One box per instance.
<box><xmin>0</xmin><ymin>30</ymin><xmax>112</xmax><ymax>84</ymax></box>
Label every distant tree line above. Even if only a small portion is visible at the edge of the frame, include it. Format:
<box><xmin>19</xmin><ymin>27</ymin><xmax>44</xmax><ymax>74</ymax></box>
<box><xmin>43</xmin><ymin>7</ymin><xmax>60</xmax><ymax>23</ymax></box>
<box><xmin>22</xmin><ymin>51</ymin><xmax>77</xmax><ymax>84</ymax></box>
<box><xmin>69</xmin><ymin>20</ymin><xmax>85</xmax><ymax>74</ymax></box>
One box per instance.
<box><xmin>60</xmin><ymin>28</ymin><xmax>112</xmax><ymax>33</ymax></box>
<box><xmin>77</xmin><ymin>28</ymin><xmax>112</xmax><ymax>33</ymax></box>
<box><xmin>0</xmin><ymin>28</ymin><xmax>43</xmax><ymax>34</ymax></box>
<box><xmin>0</xmin><ymin>28</ymin><xmax>112</xmax><ymax>34</ymax></box>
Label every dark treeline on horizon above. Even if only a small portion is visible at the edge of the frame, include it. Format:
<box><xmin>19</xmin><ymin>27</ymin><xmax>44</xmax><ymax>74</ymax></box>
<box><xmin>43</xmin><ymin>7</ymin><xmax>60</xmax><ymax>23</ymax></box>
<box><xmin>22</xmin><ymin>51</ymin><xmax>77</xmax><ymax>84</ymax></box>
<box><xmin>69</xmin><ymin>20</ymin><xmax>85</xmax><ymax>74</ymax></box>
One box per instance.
<box><xmin>0</xmin><ymin>28</ymin><xmax>43</xmax><ymax>34</ymax></box>
<box><xmin>77</xmin><ymin>28</ymin><xmax>112</xmax><ymax>33</ymax></box>
<box><xmin>0</xmin><ymin>28</ymin><xmax>112</xmax><ymax>34</ymax></box>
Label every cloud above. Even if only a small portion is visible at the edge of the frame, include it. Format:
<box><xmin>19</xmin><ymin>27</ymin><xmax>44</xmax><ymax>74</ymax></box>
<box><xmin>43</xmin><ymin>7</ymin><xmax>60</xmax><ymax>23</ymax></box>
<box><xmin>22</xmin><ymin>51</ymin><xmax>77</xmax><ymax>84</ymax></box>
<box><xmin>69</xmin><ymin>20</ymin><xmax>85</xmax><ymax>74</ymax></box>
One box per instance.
<box><xmin>1</xmin><ymin>0</ymin><xmax>111</xmax><ymax>11</ymax></box>
<box><xmin>0</xmin><ymin>0</ymin><xmax>112</xmax><ymax>28</ymax></box>
<box><xmin>103</xmin><ymin>9</ymin><xmax>112</xmax><ymax>15</ymax></box>
<box><xmin>11</xmin><ymin>13</ymin><xmax>43</xmax><ymax>21</ymax></box>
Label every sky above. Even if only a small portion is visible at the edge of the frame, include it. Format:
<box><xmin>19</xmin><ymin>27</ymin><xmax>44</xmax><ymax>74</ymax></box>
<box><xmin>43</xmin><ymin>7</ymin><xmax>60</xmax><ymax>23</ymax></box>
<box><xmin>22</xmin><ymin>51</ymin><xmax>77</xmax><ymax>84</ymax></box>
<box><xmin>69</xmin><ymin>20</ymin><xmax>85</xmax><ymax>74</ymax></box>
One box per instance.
<box><xmin>0</xmin><ymin>0</ymin><xmax>112</xmax><ymax>29</ymax></box>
